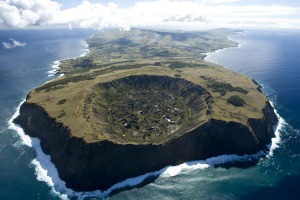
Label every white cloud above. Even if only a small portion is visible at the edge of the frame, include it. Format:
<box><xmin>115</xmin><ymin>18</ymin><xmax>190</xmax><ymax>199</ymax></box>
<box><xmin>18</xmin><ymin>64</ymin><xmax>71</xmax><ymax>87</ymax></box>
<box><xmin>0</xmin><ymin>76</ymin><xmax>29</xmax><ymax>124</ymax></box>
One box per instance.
<box><xmin>2</xmin><ymin>38</ymin><xmax>26</xmax><ymax>49</ymax></box>
<box><xmin>0</xmin><ymin>0</ymin><xmax>60</xmax><ymax>28</ymax></box>
<box><xmin>197</xmin><ymin>0</ymin><xmax>240</xmax><ymax>4</ymax></box>
<box><xmin>0</xmin><ymin>0</ymin><xmax>299</xmax><ymax>30</ymax></box>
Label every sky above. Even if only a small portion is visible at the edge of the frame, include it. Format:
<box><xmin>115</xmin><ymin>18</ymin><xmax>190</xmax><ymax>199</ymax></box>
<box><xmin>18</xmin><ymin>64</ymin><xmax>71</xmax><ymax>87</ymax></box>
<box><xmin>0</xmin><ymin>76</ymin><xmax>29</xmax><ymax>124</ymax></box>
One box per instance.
<box><xmin>0</xmin><ymin>0</ymin><xmax>300</xmax><ymax>30</ymax></box>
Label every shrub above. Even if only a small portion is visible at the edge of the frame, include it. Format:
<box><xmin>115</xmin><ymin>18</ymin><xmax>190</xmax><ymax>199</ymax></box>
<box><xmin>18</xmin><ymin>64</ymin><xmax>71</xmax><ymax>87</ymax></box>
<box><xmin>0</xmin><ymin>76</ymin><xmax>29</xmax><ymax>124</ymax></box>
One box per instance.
<box><xmin>227</xmin><ymin>95</ymin><xmax>245</xmax><ymax>107</ymax></box>
<box><xmin>169</xmin><ymin>61</ymin><xmax>192</xmax><ymax>69</ymax></box>
<box><xmin>57</xmin><ymin>111</ymin><xmax>66</xmax><ymax>118</ymax></box>
<box><xmin>154</xmin><ymin>62</ymin><xmax>161</xmax><ymax>66</ymax></box>
<box><xmin>57</xmin><ymin>99</ymin><xmax>67</xmax><ymax>105</ymax></box>
<box><xmin>207</xmin><ymin>80</ymin><xmax>248</xmax><ymax>95</ymax></box>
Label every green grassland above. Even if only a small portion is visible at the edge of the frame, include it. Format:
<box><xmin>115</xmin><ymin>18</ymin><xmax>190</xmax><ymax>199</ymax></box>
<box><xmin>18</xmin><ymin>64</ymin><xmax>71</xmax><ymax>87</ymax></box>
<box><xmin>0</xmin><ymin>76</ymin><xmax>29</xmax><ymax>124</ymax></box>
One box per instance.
<box><xmin>26</xmin><ymin>28</ymin><xmax>267</xmax><ymax>144</ymax></box>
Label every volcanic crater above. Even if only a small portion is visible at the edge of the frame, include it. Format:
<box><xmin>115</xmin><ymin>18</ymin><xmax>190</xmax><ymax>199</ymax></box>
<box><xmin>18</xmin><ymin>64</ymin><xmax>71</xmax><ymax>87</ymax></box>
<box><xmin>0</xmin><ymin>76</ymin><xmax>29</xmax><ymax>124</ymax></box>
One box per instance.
<box><xmin>85</xmin><ymin>75</ymin><xmax>212</xmax><ymax>143</ymax></box>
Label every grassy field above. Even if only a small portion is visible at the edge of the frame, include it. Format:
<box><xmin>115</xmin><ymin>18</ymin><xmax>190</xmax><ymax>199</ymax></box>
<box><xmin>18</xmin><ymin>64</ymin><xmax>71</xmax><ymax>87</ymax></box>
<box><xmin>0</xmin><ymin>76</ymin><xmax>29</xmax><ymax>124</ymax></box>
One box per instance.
<box><xmin>26</xmin><ymin>28</ymin><xmax>267</xmax><ymax>144</ymax></box>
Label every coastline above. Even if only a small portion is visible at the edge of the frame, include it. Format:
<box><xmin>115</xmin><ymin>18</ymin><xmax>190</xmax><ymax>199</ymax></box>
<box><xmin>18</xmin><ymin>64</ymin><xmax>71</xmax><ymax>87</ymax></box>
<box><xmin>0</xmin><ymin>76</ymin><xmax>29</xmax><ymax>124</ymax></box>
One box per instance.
<box><xmin>8</xmin><ymin>99</ymin><xmax>284</xmax><ymax>198</ymax></box>
<box><xmin>47</xmin><ymin>60</ymin><xmax>61</xmax><ymax>77</ymax></box>
<box><xmin>268</xmin><ymin>100</ymin><xmax>284</xmax><ymax>156</ymax></box>
<box><xmin>10</xmin><ymin>98</ymin><xmax>285</xmax><ymax>199</ymax></box>
<box><xmin>8</xmin><ymin>37</ymin><xmax>93</xmax><ymax>199</ymax></box>
<box><xmin>7</xmin><ymin>30</ymin><xmax>284</xmax><ymax>199</ymax></box>
<box><xmin>47</xmin><ymin>40</ymin><xmax>89</xmax><ymax>78</ymax></box>
<box><xmin>204</xmin><ymin>31</ymin><xmax>282</xmax><ymax>155</ymax></box>
<box><xmin>203</xmin><ymin>31</ymin><xmax>246</xmax><ymax>61</ymax></box>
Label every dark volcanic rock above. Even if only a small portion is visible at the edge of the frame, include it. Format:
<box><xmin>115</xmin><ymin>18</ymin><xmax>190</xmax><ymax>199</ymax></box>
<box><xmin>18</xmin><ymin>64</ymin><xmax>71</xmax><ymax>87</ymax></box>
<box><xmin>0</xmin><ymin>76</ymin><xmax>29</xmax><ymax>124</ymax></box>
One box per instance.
<box><xmin>13</xmin><ymin>100</ymin><xmax>278</xmax><ymax>191</ymax></box>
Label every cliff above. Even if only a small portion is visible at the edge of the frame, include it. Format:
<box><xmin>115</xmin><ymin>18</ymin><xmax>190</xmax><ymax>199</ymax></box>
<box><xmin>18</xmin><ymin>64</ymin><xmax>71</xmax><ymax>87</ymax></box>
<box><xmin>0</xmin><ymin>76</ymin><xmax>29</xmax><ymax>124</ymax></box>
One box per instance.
<box><xmin>13</xmin><ymin>100</ymin><xmax>277</xmax><ymax>191</ymax></box>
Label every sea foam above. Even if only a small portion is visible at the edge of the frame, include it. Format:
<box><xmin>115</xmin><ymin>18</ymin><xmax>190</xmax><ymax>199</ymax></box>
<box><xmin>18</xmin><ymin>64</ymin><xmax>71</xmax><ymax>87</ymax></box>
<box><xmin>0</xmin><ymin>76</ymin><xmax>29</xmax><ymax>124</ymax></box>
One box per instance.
<box><xmin>8</xmin><ymin>99</ymin><xmax>32</xmax><ymax>147</ymax></box>
<box><xmin>204</xmin><ymin>34</ymin><xmax>283</xmax><ymax>156</ymax></box>
<box><xmin>203</xmin><ymin>33</ymin><xmax>246</xmax><ymax>61</ymax></box>
<box><xmin>47</xmin><ymin>40</ymin><xmax>89</xmax><ymax>78</ymax></box>
<box><xmin>268</xmin><ymin>100</ymin><xmax>285</xmax><ymax>156</ymax></box>
<box><xmin>79</xmin><ymin>40</ymin><xmax>90</xmax><ymax>57</ymax></box>
<box><xmin>47</xmin><ymin>60</ymin><xmax>62</xmax><ymax>77</ymax></box>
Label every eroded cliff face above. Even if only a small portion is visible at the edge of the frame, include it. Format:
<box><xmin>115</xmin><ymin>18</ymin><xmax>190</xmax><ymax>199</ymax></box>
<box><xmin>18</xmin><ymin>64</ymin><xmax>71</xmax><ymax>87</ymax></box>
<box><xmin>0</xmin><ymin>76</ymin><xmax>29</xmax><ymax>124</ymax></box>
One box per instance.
<box><xmin>13</xmin><ymin>100</ymin><xmax>277</xmax><ymax>191</ymax></box>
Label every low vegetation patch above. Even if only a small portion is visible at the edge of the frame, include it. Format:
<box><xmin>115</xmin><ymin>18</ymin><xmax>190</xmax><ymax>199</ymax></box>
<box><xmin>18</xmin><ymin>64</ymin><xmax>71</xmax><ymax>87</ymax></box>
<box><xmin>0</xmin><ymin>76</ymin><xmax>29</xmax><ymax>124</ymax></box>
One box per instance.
<box><xmin>154</xmin><ymin>62</ymin><xmax>161</xmax><ymax>66</ymax></box>
<box><xmin>227</xmin><ymin>95</ymin><xmax>246</xmax><ymax>107</ymax></box>
<box><xmin>169</xmin><ymin>61</ymin><xmax>207</xmax><ymax>70</ymax></box>
<box><xmin>44</xmin><ymin>85</ymin><xmax>65</xmax><ymax>92</ymax></box>
<box><xmin>207</xmin><ymin>80</ymin><xmax>248</xmax><ymax>96</ymax></box>
<box><xmin>57</xmin><ymin>110</ymin><xmax>67</xmax><ymax>118</ymax></box>
<box><xmin>57</xmin><ymin>99</ymin><xmax>67</xmax><ymax>105</ymax></box>
<box><xmin>169</xmin><ymin>61</ymin><xmax>194</xmax><ymax>69</ymax></box>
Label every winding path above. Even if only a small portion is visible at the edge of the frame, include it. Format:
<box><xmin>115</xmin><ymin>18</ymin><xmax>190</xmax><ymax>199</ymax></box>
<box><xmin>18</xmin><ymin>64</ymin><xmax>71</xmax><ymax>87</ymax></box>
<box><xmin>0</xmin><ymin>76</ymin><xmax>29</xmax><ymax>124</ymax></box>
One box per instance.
<box><xmin>69</xmin><ymin>92</ymin><xmax>80</xmax><ymax>118</ymax></box>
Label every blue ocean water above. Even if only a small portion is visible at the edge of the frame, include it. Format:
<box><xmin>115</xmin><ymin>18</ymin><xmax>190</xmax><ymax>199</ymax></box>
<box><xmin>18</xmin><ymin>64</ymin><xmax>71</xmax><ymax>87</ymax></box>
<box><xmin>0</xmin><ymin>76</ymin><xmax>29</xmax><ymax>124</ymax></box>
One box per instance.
<box><xmin>0</xmin><ymin>29</ymin><xmax>299</xmax><ymax>199</ymax></box>
<box><xmin>0</xmin><ymin>28</ymin><xmax>95</xmax><ymax>200</ymax></box>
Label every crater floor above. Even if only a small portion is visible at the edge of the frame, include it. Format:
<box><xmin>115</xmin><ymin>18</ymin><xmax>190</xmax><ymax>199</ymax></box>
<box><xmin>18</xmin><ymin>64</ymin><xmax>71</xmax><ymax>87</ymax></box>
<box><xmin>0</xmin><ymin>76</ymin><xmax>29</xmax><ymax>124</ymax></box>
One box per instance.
<box><xmin>107</xmin><ymin>90</ymin><xmax>184</xmax><ymax>138</ymax></box>
<box><xmin>85</xmin><ymin>75</ymin><xmax>211</xmax><ymax>143</ymax></box>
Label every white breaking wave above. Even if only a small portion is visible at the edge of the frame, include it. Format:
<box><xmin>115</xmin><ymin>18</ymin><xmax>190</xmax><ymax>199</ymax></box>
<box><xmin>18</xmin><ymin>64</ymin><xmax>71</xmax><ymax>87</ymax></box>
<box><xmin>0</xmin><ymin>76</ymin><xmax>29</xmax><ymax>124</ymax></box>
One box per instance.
<box><xmin>204</xmin><ymin>33</ymin><xmax>246</xmax><ymax>61</ymax></box>
<box><xmin>161</xmin><ymin>152</ymin><xmax>266</xmax><ymax>178</ymax></box>
<box><xmin>47</xmin><ymin>60</ymin><xmax>62</xmax><ymax>77</ymax></box>
<box><xmin>204</xmin><ymin>33</ymin><xmax>284</xmax><ymax>157</ymax></box>
<box><xmin>30</xmin><ymin>138</ymin><xmax>72</xmax><ymax>200</ymax></box>
<box><xmin>268</xmin><ymin>101</ymin><xmax>285</xmax><ymax>156</ymax></box>
<box><xmin>47</xmin><ymin>40</ymin><xmax>89</xmax><ymax>77</ymax></box>
<box><xmin>8</xmin><ymin>99</ymin><xmax>32</xmax><ymax>147</ymax></box>
<box><xmin>79</xmin><ymin>40</ymin><xmax>90</xmax><ymax>57</ymax></box>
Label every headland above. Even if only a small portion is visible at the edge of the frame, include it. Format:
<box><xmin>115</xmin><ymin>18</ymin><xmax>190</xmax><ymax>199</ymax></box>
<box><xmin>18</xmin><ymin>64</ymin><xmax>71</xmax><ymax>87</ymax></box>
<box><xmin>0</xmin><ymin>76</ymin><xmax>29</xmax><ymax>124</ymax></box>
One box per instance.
<box><xmin>13</xmin><ymin>28</ymin><xmax>278</xmax><ymax>191</ymax></box>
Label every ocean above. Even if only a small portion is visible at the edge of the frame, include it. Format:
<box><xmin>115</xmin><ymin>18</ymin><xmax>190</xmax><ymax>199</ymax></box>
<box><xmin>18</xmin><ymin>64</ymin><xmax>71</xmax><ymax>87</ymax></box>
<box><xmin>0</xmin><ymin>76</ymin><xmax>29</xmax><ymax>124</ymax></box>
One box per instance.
<box><xmin>0</xmin><ymin>28</ymin><xmax>299</xmax><ymax>199</ymax></box>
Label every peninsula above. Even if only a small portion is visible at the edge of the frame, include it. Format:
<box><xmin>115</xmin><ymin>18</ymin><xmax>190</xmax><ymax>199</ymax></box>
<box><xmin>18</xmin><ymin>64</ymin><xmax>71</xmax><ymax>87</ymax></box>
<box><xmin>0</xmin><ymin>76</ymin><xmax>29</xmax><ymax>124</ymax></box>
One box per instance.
<box><xmin>14</xmin><ymin>29</ymin><xmax>278</xmax><ymax>191</ymax></box>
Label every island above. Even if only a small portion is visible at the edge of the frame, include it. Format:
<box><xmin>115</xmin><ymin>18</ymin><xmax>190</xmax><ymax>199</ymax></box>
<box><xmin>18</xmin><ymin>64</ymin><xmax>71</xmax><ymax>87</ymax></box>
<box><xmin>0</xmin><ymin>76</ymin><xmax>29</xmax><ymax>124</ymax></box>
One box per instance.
<box><xmin>13</xmin><ymin>28</ymin><xmax>278</xmax><ymax>191</ymax></box>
